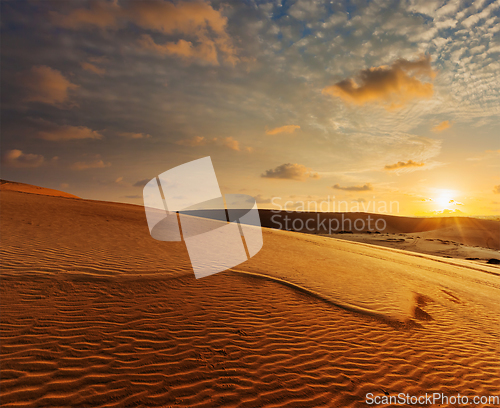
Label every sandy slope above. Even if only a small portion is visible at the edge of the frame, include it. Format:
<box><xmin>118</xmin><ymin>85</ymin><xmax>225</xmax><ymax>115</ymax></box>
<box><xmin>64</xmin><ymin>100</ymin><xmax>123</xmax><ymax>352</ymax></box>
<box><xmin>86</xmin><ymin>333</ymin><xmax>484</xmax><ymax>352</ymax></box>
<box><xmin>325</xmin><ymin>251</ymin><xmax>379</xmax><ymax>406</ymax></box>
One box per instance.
<box><xmin>0</xmin><ymin>179</ymin><xmax>79</xmax><ymax>199</ymax></box>
<box><xmin>1</xmin><ymin>188</ymin><xmax>499</xmax><ymax>407</ymax></box>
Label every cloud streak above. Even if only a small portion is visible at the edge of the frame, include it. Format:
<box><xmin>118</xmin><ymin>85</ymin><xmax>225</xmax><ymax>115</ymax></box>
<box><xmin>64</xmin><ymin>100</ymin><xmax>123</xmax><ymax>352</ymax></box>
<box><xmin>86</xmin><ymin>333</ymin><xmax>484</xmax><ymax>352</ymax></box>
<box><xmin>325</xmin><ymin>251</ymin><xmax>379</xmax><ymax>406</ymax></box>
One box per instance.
<box><xmin>71</xmin><ymin>158</ymin><xmax>110</xmax><ymax>170</ymax></box>
<box><xmin>384</xmin><ymin>160</ymin><xmax>425</xmax><ymax>171</ymax></box>
<box><xmin>332</xmin><ymin>183</ymin><xmax>373</xmax><ymax>192</ymax></box>
<box><xmin>265</xmin><ymin>125</ymin><xmax>300</xmax><ymax>135</ymax></box>
<box><xmin>38</xmin><ymin>123</ymin><xmax>102</xmax><ymax>141</ymax></box>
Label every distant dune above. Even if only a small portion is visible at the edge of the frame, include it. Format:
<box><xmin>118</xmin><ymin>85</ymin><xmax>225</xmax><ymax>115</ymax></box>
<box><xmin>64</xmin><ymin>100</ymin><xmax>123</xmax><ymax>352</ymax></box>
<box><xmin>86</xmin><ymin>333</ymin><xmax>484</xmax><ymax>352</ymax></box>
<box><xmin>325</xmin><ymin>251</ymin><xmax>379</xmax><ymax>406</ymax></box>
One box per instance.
<box><xmin>1</xmin><ymin>184</ymin><xmax>499</xmax><ymax>407</ymax></box>
<box><xmin>0</xmin><ymin>179</ymin><xmax>79</xmax><ymax>199</ymax></box>
<box><xmin>258</xmin><ymin>210</ymin><xmax>500</xmax><ymax>250</ymax></box>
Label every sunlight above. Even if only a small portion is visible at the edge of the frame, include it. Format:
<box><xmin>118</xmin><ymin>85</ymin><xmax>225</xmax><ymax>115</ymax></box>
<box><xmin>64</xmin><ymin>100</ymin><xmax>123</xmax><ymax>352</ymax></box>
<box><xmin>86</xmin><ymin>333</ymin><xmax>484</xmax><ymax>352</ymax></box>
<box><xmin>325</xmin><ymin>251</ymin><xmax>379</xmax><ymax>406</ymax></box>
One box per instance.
<box><xmin>434</xmin><ymin>189</ymin><xmax>455</xmax><ymax>209</ymax></box>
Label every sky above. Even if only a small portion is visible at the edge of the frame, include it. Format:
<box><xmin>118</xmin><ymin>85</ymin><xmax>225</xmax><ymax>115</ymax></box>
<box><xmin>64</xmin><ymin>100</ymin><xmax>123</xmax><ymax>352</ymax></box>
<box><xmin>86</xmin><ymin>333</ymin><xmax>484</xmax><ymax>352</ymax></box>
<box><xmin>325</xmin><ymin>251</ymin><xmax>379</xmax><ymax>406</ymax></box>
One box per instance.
<box><xmin>1</xmin><ymin>0</ymin><xmax>499</xmax><ymax>216</ymax></box>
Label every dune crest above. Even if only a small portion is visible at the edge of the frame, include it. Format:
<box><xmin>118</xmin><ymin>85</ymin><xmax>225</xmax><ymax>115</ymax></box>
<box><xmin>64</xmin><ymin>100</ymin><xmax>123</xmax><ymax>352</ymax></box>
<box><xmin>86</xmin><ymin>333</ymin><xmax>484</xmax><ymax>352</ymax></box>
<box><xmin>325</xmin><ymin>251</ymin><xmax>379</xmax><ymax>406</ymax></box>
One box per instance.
<box><xmin>0</xmin><ymin>179</ymin><xmax>79</xmax><ymax>199</ymax></box>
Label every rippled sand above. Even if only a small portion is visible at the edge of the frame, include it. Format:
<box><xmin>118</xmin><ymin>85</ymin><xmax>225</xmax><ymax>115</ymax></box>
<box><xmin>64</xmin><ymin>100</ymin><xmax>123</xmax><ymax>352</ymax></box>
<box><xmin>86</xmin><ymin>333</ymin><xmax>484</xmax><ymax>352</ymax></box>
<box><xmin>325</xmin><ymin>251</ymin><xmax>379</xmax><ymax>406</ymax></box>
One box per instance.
<box><xmin>1</xmin><ymin>186</ymin><xmax>499</xmax><ymax>407</ymax></box>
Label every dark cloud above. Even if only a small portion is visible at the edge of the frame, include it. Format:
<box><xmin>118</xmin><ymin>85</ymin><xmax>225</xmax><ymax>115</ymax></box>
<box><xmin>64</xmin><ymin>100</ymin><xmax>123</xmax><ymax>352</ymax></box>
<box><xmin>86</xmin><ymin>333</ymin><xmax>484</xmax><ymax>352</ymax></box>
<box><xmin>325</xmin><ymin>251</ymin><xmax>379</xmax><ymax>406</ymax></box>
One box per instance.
<box><xmin>384</xmin><ymin>160</ymin><xmax>425</xmax><ymax>171</ymax></box>
<box><xmin>50</xmin><ymin>0</ymin><xmax>239</xmax><ymax>66</ymax></box>
<box><xmin>332</xmin><ymin>183</ymin><xmax>373</xmax><ymax>192</ymax></box>
<box><xmin>262</xmin><ymin>163</ymin><xmax>319</xmax><ymax>181</ymax></box>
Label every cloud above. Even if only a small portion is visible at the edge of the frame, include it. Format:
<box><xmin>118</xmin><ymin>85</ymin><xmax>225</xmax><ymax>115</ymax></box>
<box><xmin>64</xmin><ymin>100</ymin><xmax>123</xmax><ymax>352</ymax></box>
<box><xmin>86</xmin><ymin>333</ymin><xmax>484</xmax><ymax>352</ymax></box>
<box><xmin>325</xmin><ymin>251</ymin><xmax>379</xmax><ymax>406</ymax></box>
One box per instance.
<box><xmin>384</xmin><ymin>160</ymin><xmax>425</xmax><ymax>171</ymax></box>
<box><xmin>221</xmin><ymin>136</ymin><xmax>240</xmax><ymax>151</ymax></box>
<box><xmin>118</xmin><ymin>132</ymin><xmax>151</xmax><ymax>139</ymax></box>
<box><xmin>3</xmin><ymin>149</ymin><xmax>44</xmax><ymax>168</ymax></box>
<box><xmin>51</xmin><ymin>1</ymin><xmax>238</xmax><ymax>66</ymax></box>
<box><xmin>432</xmin><ymin>120</ymin><xmax>452</xmax><ymax>132</ymax></box>
<box><xmin>265</xmin><ymin>125</ymin><xmax>300</xmax><ymax>135</ymax></box>
<box><xmin>133</xmin><ymin>179</ymin><xmax>150</xmax><ymax>188</ymax></box>
<box><xmin>38</xmin><ymin>123</ymin><xmax>102</xmax><ymax>141</ymax></box>
<box><xmin>176</xmin><ymin>136</ymin><xmax>208</xmax><ymax>147</ymax></box>
<box><xmin>81</xmin><ymin>62</ymin><xmax>106</xmax><ymax>76</ymax></box>
<box><xmin>322</xmin><ymin>56</ymin><xmax>435</xmax><ymax>108</ymax></box>
<box><xmin>49</xmin><ymin>1</ymin><xmax>120</xmax><ymax>29</ymax></box>
<box><xmin>71</xmin><ymin>158</ymin><xmax>110</xmax><ymax>170</ymax></box>
<box><xmin>131</xmin><ymin>1</ymin><xmax>238</xmax><ymax>65</ymax></box>
<box><xmin>494</xmin><ymin>185</ymin><xmax>500</xmax><ymax>194</ymax></box>
<box><xmin>332</xmin><ymin>183</ymin><xmax>373</xmax><ymax>192</ymax></box>
<box><xmin>17</xmin><ymin>65</ymin><xmax>78</xmax><ymax>106</ymax></box>
<box><xmin>261</xmin><ymin>163</ymin><xmax>320</xmax><ymax>181</ymax></box>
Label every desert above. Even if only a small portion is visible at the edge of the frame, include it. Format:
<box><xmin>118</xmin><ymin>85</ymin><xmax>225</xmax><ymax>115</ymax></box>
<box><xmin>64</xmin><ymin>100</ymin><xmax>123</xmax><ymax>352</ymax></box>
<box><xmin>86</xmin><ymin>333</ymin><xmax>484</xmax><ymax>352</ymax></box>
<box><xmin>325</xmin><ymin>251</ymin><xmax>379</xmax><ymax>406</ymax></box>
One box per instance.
<box><xmin>1</xmin><ymin>182</ymin><xmax>499</xmax><ymax>407</ymax></box>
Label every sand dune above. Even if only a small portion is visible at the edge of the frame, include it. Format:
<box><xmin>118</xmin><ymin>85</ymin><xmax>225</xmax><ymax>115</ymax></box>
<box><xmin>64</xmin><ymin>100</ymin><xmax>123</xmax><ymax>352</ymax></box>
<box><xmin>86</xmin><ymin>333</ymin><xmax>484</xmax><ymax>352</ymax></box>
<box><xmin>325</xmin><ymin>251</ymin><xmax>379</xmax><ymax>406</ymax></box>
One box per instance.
<box><xmin>1</xmin><ymin>186</ymin><xmax>499</xmax><ymax>407</ymax></box>
<box><xmin>258</xmin><ymin>210</ymin><xmax>500</xmax><ymax>250</ymax></box>
<box><xmin>1</xmin><ymin>179</ymin><xmax>79</xmax><ymax>199</ymax></box>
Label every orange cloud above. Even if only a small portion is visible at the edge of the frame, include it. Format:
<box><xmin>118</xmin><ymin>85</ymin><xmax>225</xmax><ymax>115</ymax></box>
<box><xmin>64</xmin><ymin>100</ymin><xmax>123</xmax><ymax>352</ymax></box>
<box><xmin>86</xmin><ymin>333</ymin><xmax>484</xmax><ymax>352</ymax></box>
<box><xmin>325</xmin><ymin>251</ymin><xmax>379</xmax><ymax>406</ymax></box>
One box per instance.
<box><xmin>81</xmin><ymin>62</ymin><xmax>106</xmax><ymax>76</ymax></box>
<box><xmin>38</xmin><ymin>124</ymin><xmax>102</xmax><ymax>141</ymax></box>
<box><xmin>384</xmin><ymin>160</ymin><xmax>425</xmax><ymax>171</ymax></box>
<box><xmin>18</xmin><ymin>65</ymin><xmax>78</xmax><ymax>106</ymax></box>
<box><xmin>129</xmin><ymin>1</ymin><xmax>238</xmax><ymax>65</ymax></box>
<box><xmin>265</xmin><ymin>125</ymin><xmax>301</xmax><ymax>135</ymax></box>
<box><xmin>432</xmin><ymin>120</ymin><xmax>452</xmax><ymax>132</ymax></box>
<box><xmin>49</xmin><ymin>1</ymin><xmax>121</xmax><ymax>29</ymax></box>
<box><xmin>322</xmin><ymin>56</ymin><xmax>435</xmax><ymax>108</ymax></box>
<box><xmin>494</xmin><ymin>185</ymin><xmax>500</xmax><ymax>194</ymax></box>
<box><xmin>51</xmin><ymin>1</ymin><xmax>238</xmax><ymax>66</ymax></box>
<box><xmin>262</xmin><ymin>163</ymin><xmax>320</xmax><ymax>181</ymax></box>
<box><xmin>221</xmin><ymin>137</ymin><xmax>240</xmax><ymax>151</ymax></box>
<box><xmin>4</xmin><ymin>149</ymin><xmax>44</xmax><ymax>168</ymax></box>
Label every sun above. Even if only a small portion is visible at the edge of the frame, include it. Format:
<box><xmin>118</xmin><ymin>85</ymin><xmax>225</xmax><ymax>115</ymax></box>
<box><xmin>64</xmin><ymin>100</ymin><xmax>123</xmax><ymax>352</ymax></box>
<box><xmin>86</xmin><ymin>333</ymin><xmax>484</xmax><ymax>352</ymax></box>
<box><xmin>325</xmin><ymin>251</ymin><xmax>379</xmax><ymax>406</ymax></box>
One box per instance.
<box><xmin>434</xmin><ymin>189</ymin><xmax>455</xmax><ymax>209</ymax></box>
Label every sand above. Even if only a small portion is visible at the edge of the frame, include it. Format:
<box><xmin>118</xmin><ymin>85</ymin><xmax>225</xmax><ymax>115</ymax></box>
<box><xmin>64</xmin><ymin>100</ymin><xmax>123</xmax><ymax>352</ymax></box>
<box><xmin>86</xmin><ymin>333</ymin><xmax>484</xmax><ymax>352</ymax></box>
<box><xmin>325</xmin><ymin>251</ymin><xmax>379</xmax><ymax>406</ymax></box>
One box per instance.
<box><xmin>1</xmin><ymin>186</ymin><xmax>499</xmax><ymax>407</ymax></box>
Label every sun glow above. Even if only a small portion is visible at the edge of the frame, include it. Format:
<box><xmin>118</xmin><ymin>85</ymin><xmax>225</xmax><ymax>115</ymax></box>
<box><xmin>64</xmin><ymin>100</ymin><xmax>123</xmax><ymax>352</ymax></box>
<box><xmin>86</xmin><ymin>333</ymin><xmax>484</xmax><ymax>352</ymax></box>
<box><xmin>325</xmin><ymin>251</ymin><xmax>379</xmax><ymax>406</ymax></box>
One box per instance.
<box><xmin>434</xmin><ymin>189</ymin><xmax>455</xmax><ymax>209</ymax></box>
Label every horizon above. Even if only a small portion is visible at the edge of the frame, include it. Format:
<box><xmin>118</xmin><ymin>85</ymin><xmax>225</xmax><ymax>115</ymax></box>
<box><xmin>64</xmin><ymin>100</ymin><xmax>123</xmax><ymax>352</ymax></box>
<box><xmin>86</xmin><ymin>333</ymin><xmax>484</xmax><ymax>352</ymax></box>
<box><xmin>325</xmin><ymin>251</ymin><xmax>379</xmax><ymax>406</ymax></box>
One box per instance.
<box><xmin>3</xmin><ymin>176</ymin><xmax>500</xmax><ymax>221</ymax></box>
<box><xmin>1</xmin><ymin>0</ymin><xmax>500</xmax><ymax>217</ymax></box>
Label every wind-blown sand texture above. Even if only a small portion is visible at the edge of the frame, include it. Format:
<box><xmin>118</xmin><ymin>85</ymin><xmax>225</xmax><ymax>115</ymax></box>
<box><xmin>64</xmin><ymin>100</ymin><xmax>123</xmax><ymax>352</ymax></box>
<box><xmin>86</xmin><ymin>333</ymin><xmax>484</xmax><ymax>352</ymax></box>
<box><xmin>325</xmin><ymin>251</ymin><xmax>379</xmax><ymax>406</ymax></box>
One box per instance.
<box><xmin>1</xmin><ymin>186</ymin><xmax>499</xmax><ymax>407</ymax></box>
